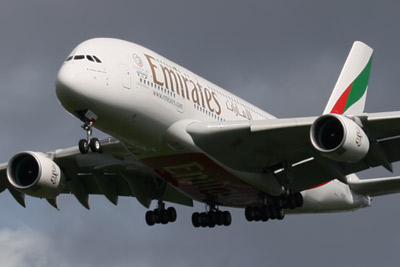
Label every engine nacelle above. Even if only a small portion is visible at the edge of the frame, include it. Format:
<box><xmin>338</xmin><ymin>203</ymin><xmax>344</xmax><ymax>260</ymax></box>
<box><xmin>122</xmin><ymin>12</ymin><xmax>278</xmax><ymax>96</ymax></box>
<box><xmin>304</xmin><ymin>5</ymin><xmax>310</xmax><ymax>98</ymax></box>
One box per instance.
<box><xmin>7</xmin><ymin>151</ymin><xmax>65</xmax><ymax>198</ymax></box>
<box><xmin>310</xmin><ymin>114</ymin><xmax>369</xmax><ymax>162</ymax></box>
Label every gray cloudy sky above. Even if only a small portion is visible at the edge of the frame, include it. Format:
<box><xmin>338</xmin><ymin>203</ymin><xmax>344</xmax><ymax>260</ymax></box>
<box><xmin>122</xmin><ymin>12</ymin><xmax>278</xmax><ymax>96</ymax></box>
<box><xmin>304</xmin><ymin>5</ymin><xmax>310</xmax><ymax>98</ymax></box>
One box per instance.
<box><xmin>1</xmin><ymin>1</ymin><xmax>400</xmax><ymax>266</ymax></box>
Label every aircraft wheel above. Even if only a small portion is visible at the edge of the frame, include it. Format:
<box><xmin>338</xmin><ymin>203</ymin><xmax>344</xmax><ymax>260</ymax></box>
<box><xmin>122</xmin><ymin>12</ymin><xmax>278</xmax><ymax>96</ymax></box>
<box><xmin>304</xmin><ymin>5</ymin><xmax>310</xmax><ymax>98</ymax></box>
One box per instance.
<box><xmin>200</xmin><ymin>213</ymin><xmax>208</xmax><ymax>227</ymax></box>
<box><xmin>294</xmin><ymin>192</ymin><xmax>303</xmax><ymax>207</ymax></box>
<box><xmin>253</xmin><ymin>206</ymin><xmax>261</xmax><ymax>222</ymax></box>
<box><xmin>215</xmin><ymin>211</ymin><xmax>224</xmax><ymax>226</ymax></box>
<box><xmin>245</xmin><ymin>207</ymin><xmax>254</xmax><ymax>221</ymax></box>
<box><xmin>222</xmin><ymin>211</ymin><xmax>232</xmax><ymax>226</ymax></box>
<box><xmin>154</xmin><ymin>209</ymin><xmax>161</xmax><ymax>224</ymax></box>
<box><xmin>270</xmin><ymin>208</ymin><xmax>277</xmax><ymax>220</ymax></box>
<box><xmin>260</xmin><ymin>205</ymin><xmax>270</xmax><ymax>222</ymax></box>
<box><xmin>89</xmin><ymin>138</ymin><xmax>102</xmax><ymax>153</ymax></box>
<box><xmin>78</xmin><ymin>139</ymin><xmax>89</xmax><ymax>154</ymax></box>
<box><xmin>207</xmin><ymin>212</ymin><xmax>216</xmax><ymax>228</ymax></box>
<box><xmin>160</xmin><ymin>210</ymin><xmax>169</xmax><ymax>224</ymax></box>
<box><xmin>167</xmin><ymin>207</ymin><xmax>177</xmax><ymax>222</ymax></box>
<box><xmin>145</xmin><ymin>210</ymin><xmax>155</xmax><ymax>226</ymax></box>
<box><xmin>278</xmin><ymin>196</ymin><xmax>286</xmax><ymax>209</ymax></box>
<box><xmin>287</xmin><ymin>195</ymin><xmax>297</xmax><ymax>209</ymax></box>
<box><xmin>277</xmin><ymin>209</ymin><xmax>285</xmax><ymax>220</ymax></box>
<box><xmin>192</xmin><ymin>212</ymin><xmax>201</xmax><ymax>228</ymax></box>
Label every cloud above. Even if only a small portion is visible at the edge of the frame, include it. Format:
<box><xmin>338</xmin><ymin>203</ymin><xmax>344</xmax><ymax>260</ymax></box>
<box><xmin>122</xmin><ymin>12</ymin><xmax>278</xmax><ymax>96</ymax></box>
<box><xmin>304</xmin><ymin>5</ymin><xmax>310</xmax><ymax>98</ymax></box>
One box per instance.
<box><xmin>0</xmin><ymin>227</ymin><xmax>57</xmax><ymax>267</ymax></box>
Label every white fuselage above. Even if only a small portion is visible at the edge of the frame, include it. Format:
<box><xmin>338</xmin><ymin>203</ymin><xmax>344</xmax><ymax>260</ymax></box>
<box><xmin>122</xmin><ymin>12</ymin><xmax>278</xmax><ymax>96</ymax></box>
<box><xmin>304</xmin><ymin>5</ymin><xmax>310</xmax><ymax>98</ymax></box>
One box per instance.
<box><xmin>56</xmin><ymin>38</ymin><xmax>370</xmax><ymax>212</ymax></box>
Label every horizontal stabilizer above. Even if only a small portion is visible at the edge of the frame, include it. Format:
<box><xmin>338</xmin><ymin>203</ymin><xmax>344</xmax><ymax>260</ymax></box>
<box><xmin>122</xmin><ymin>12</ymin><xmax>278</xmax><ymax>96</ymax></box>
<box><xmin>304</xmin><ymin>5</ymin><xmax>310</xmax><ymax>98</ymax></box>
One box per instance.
<box><xmin>348</xmin><ymin>176</ymin><xmax>400</xmax><ymax>197</ymax></box>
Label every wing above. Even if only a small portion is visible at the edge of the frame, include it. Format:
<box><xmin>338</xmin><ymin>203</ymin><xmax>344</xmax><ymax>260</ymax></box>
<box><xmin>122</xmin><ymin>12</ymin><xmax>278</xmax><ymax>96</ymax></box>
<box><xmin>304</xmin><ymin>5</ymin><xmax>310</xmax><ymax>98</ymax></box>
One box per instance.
<box><xmin>186</xmin><ymin>117</ymin><xmax>316</xmax><ymax>172</ymax></box>
<box><xmin>186</xmin><ymin>111</ymin><xmax>400</xmax><ymax>192</ymax></box>
<box><xmin>0</xmin><ymin>137</ymin><xmax>193</xmax><ymax>209</ymax></box>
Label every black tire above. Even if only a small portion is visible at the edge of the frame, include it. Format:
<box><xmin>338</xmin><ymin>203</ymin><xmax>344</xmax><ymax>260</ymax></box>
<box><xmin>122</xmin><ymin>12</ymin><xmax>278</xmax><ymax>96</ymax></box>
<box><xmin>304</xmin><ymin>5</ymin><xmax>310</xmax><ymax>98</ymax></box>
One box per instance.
<box><xmin>167</xmin><ymin>207</ymin><xmax>177</xmax><ymax>222</ymax></box>
<box><xmin>278</xmin><ymin>196</ymin><xmax>287</xmax><ymax>209</ymax></box>
<box><xmin>253</xmin><ymin>206</ymin><xmax>261</xmax><ymax>222</ymax></box>
<box><xmin>222</xmin><ymin>211</ymin><xmax>232</xmax><ymax>226</ymax></box>
<box><xmin>215</xmin><ymin>211</ymin><xmax>224</xmax><ymax>226</ymax></box>
<box><xmin>207</xmin><ymin>212</ymin><xmax>216</xmax><ymax>228</ymax></box>
<box><xmin>79</xmin><ymin>139</ymin><xmax>89</xmax><ymax>154</ymax></box>
<box><xmin>160</xmin><ymin>210</ymin><xmax>169</xmax><ymax>224</ymax></box>
<box><xmin>245</xmin><ymin>207</ymin><xmax>254</xmax><ymax>222</ymax></box>
<box><xmin>154</xmin><ymin>209</ymin><xmax>161</xmax><ymax>224</ymax></box>
<box><xmin>287</xmin><ymin>195</ymin><xmax>296</xmax><ymax>209</ymax></box>
<box><xmin>277</xmin><ymin>209</ymin><xmax>285</xmax><ymax>220</ymax></box>
<box><xmin>89</xmin><ymin>138</ymin><xmax>102</xmax><ymax>153</ymax></box>
<box><xmin>192</xmin><ymin>212</ymin><xmax>201</xmax><ymax>228</ymax></box>
<box><xmin>270</xmin><ymin>208</ymin><xmax>277</xmax><ymax>220</ymax></box>
<box><xmin>145</xmin><ymin>211</ymin><xmax>155</xmax><ymax>226</ymax></box>
<box><xmin>200</xmin><ymin>213</ymin><xmax>208</xmax><ymax>227</ymax></box>
<box><xmin>260</xmin><ymin>205</ymin><xmax>270</xmax><ymax>222</ymax></box>
<box><xmin>294</xmin><ymin>192</ymin><xmax>304</xmax><ymax>207</ymax></box>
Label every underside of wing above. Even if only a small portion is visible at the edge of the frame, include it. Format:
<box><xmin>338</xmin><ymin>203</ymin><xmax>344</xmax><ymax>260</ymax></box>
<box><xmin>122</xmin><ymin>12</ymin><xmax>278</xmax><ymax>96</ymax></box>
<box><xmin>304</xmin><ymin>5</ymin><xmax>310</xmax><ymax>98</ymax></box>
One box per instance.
<box><xmin>0</xmin><ymin>138</ymin><xmax>193</xmax><ymax>209</ymax></box>
<box><xmin>186</xmin><ymin>111</ymin><xmax>400</xmax><ymax>192</ymax></box>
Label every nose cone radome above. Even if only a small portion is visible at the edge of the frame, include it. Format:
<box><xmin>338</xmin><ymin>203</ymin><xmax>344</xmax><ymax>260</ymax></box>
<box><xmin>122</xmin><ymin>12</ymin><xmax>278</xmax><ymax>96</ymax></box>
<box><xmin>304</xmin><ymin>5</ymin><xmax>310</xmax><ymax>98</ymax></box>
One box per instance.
<box><xmin>56</xmin><ymin>63</ymin><xmax>90</xmax><ymax>112</ymax></box>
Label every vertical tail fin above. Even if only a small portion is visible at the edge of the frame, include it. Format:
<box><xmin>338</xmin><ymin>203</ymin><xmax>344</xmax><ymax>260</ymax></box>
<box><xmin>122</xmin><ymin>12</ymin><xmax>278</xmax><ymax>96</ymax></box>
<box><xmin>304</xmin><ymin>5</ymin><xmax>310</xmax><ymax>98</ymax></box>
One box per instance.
<box><xmin>323</xmin><ymin>41</ymin><xmax>373</xmax><ymax>115</ymax></box>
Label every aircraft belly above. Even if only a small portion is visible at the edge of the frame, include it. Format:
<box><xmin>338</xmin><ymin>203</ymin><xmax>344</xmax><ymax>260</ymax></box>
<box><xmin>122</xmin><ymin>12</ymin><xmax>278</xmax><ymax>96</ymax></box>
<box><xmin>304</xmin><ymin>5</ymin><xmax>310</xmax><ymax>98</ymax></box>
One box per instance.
<box><xmin>141</xmin><ymin>153</ymin><xmax>261</xmax><ymax>207</ymax></box>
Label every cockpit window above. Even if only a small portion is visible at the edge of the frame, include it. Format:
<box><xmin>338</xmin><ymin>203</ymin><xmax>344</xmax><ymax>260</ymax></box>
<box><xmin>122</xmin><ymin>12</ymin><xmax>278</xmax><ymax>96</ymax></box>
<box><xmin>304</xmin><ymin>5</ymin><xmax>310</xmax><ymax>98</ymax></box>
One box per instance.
<box><xmin>93</xmin><ymin>55</ymin><xmax>102</xmax><ymax>63</ymax></box>
<box><xmin>65</xmin><ymin>54</ymin><xmax>102</xmax><ymax>63</ymax></box>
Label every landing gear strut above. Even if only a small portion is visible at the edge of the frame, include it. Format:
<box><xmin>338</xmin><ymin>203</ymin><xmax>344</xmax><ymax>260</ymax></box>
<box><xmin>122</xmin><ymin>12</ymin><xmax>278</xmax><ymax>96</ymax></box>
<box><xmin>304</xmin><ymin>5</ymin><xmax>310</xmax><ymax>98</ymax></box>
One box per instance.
<box><xmin>191</xmin><ymin>204</ymin><xmax>231</xmax><ymax>228</ymax></box>
<box><xmin>78</xmin><ymin>120</ymin><xmax>102</xmax><ymax>154</ymax></box>
<box><xmin>145</xmin><ymin>201</ymin><xmax>177</xmax><ymax>226</ymax></box>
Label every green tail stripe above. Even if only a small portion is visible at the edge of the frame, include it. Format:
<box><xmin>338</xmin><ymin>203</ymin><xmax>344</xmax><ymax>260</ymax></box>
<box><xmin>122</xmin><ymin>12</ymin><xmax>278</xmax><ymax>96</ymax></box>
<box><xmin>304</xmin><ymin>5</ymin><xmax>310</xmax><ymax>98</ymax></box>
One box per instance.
<box><xmin>344</xmin><ymin>56</ymin><xmax>373</xmax><ymax>112</ymax></box>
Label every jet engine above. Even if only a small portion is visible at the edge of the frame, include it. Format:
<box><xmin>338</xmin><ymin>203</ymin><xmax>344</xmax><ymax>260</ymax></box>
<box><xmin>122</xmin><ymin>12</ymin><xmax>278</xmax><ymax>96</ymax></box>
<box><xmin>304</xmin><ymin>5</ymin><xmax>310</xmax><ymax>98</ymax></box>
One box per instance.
<box><xmin>7</xmin><ymin>151</ymin><xmax>65</xmax><ymax>198</ymax></box>
<box><xmin>310</xmin><ymin>114</ymin><xmax>369</xmax><ymax>162</ymax></box>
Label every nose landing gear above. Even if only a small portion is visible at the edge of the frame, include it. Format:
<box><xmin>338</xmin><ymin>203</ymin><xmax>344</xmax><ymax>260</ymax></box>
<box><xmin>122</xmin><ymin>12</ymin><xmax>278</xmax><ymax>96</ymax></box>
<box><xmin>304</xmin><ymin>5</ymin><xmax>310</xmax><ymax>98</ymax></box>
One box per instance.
<box><xmin>78</xmin><ymin>118</ymin><xmax>102</xmax><ymax>154</ymax></box>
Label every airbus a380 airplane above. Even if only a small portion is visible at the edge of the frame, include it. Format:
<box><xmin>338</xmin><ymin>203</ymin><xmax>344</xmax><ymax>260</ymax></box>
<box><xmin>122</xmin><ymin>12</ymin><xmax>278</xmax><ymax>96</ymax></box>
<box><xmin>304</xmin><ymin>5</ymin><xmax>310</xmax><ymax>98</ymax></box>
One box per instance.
<box><xmin>2</xmin><ymin>38</ymin><xmax>400</xmax><ymax>228</ymax></box>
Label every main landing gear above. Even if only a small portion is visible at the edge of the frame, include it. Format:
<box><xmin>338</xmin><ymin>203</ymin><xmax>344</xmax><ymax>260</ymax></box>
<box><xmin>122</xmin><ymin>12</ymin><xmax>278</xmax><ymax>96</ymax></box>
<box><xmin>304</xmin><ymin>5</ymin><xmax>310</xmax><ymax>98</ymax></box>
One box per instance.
<box><xmin>191</xmin><ymin>204</ymin><xmax>232</xmax><ymax>228</ymax></box>
<box><xmin>245</xmin><ymin>192</ymin><xmax>303</xmax><ymax>222</ymax></box>
<box><xmin>145</xmin><ymin>201</ymin><xmax>177</xmax><ymax>226</ymax></box>
<box><xmin>78</xmin><ymin>120</ymin><xmax>102</xmax><ymax>154</ymax></box>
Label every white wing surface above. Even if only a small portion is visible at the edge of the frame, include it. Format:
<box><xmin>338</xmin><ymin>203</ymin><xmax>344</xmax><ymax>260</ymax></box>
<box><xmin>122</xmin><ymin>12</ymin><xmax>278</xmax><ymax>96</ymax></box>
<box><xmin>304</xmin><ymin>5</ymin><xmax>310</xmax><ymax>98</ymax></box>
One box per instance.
<box><xmin>186</xmin><ymin>111</ymin><xmax>400</xmax><ymax>192</ymax></box>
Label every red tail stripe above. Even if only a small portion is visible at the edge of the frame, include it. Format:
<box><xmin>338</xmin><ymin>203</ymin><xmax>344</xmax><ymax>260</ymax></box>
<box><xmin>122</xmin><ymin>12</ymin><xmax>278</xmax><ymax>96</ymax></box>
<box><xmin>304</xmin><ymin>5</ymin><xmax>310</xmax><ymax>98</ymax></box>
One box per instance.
<box><xmin>330</xmin><ymin>83</ymin><xmax>353</xmax><ymax>114</ymax></box>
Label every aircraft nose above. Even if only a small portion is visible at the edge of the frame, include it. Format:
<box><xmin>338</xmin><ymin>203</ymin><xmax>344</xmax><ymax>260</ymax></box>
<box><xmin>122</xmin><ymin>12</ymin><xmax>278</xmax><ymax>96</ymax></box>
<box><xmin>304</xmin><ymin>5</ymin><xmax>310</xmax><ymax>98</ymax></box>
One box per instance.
<box><xmin>56</xmin><ymin>63</ymin><xmax>90</xmax><ymax>111</ymax></box>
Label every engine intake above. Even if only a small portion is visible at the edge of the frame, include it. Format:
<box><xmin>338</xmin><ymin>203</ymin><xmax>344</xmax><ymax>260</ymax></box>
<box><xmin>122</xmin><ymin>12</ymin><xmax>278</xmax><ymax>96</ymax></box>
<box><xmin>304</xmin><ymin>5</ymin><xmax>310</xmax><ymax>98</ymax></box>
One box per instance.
<box><xmin>310</xmin><ymin>114</ymin><xmax>369</xmax><ymax>162</ymax></box>
<box><xmin>7</xmin><ymin>152</ymin><xmax>65</xmax><ymax>198</ymax></box>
